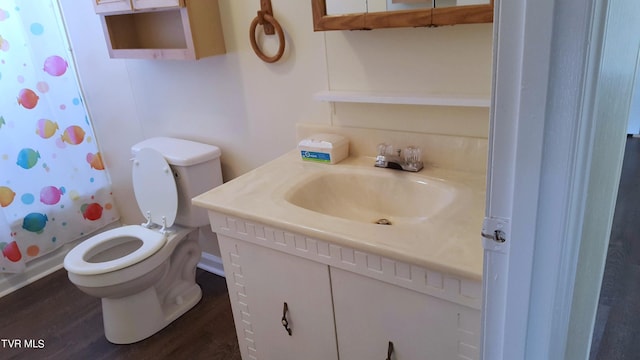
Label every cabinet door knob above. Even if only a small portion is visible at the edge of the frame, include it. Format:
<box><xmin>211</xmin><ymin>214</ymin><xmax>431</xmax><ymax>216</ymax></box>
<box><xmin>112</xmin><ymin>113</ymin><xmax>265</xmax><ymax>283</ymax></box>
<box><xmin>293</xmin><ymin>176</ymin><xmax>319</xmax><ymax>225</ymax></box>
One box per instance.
<box><xmin>386</xmin><ymin>341</ymin><xmax>394</xmax><ymax>360</ymax></box>
<box><xmin>281</xmin><ymin>302</ymin><xmax>292</xmax><ymax>336</ymax></box>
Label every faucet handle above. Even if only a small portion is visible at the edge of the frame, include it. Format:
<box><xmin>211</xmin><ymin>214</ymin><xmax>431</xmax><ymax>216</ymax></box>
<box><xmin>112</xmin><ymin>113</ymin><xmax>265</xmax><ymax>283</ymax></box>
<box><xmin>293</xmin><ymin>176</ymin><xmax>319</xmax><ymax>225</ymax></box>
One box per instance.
<box><xmin>377</xmin><ymin>143</ymin><xmax>391</xmax><ymax>156</ymax></box>
<box><xmin>404</xmin><ymin>146</ymin><xmax>422</xmax><ymax>165</ymax></box>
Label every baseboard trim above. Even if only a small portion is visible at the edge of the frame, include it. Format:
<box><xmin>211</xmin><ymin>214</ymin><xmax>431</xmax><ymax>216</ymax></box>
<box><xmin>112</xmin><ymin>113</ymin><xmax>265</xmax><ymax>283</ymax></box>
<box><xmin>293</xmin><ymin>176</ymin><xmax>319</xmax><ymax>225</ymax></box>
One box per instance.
<box><xmin>197</xmin><ymin>252</ymin><xmax>225</xmax><ymax>277</ymax></box>
<box><xmin>0</xmin><ymin>252</ymin><xmax>66</xmax><ymax>299</ymax></box>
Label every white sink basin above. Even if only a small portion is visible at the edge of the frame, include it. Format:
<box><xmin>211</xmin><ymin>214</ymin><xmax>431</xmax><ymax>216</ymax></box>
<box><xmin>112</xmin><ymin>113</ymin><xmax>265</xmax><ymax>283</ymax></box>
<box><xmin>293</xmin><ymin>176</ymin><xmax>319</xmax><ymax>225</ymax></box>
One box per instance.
<box><xmin>284</xmin><ymin>170</ymin><xmax>457</xmax><ymax>225</ymax></box>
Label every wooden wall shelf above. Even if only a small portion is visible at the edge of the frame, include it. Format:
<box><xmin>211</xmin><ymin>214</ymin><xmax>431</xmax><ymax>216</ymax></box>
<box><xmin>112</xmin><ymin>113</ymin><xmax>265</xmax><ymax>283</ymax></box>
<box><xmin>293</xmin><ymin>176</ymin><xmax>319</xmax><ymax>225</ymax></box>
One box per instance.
<box><xmin>97</xmin><ymin>0</ymin><xmax>225</xmax><ymax>60</ymax></box>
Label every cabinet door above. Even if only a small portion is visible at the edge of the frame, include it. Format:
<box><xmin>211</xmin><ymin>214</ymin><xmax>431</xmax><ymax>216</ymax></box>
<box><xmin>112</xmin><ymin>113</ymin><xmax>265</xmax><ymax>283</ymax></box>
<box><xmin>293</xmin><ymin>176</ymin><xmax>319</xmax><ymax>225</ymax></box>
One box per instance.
<box><xmin>219</xmin><ymin>236</ymin><xmax>339</xmax><ymax>360</ymax></box>
<box><xmin>331</xmin><ymin>267</ymin><xmax>481</xmax><ymax>360</ymax></box>
<box><xmin>131</xmin><ymin>0</ymin><xmax>184</xmax><ymax>10</ymax></box>
<box><xmin>93</xmin><ymin>0</ymin><xmax>132</xmax><ymax>14</ymax></box>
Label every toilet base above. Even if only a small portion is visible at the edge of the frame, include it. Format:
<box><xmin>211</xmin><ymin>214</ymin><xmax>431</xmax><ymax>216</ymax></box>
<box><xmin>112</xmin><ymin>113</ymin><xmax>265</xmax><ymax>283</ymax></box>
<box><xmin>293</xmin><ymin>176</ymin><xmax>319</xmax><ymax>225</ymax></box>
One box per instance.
<box><xmin>102</xmin><ymin>283</ymin><xmax>202</xmax><ymax>344</ymax></box>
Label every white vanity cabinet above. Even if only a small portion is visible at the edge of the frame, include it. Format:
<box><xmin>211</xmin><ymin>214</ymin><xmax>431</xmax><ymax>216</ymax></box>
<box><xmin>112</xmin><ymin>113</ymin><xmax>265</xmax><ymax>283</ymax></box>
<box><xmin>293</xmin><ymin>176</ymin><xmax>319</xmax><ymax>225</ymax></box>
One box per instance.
<box><xmin>218</xmin><ymin>235</ymin><xmax>339</xmax><ymax>360</ymax></box>
<box><xmin>332</xmin><ymin>267</ymin><xmax>481</xmax><ymax>359</ymax></box>
<box><xmin>211</xmin><ymin>213</ymin><xmax>481</xmax><ymax>360</ymax></box>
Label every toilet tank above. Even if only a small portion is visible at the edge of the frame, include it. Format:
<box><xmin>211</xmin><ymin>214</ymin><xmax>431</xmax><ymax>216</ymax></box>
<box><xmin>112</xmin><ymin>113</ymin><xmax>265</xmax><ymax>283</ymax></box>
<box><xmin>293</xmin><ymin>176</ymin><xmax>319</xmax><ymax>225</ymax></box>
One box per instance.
<box><xmin>131</xmin><ymin>137</ymin><xmax>222</xmax><ymax>228</ymax></box>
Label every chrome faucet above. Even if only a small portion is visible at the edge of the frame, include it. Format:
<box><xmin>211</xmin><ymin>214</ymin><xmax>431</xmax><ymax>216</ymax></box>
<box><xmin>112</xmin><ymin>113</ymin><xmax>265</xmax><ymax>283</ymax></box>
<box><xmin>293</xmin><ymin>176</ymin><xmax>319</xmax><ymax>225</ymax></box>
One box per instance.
<box><xmin>374</xmin><ymin>143</ymin><xmax>423</xmax><ymax>172</ymax></box>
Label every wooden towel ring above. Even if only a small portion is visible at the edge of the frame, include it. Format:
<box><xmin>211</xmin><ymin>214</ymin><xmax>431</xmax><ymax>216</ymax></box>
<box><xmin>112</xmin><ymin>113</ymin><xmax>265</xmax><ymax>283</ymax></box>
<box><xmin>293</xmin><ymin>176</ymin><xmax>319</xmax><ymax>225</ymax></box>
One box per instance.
<box><xmin>250</xmin><ymin>6</ymin><xmax>285</xmax><ymax>63</ymax></box>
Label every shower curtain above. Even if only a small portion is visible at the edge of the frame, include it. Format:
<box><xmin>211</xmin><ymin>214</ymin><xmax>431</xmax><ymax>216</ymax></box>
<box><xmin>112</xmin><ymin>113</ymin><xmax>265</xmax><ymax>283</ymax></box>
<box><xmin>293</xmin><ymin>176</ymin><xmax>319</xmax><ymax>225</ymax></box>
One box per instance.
<box><xmin>0</xmin><ymin>0</ymin><xmax>119</xmax><ymax>272</ymax></box>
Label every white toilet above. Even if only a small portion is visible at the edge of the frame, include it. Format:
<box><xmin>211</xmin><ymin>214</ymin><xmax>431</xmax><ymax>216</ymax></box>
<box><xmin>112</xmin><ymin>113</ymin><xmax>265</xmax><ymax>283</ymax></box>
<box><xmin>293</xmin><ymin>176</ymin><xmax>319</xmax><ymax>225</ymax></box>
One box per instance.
<box><xmin>64</xmin><ymin>137</ymin><xmax>222</xmax><ymax>344</ymax></box>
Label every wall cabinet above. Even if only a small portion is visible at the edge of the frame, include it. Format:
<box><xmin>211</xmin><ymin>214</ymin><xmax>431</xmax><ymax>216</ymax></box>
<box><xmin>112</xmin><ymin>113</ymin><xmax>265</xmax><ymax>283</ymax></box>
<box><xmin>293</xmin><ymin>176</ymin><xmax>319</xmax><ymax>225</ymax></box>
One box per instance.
<box><xmin>93</xmin><ymin>0</ymin><xmax>133</xmax><ymax>14</ymax></box>
<box><xmin>213</xmin><ymin>213</ymin><xmax>481</xmax><ymax>360</ymax></box>
<box><xmin>131</xmin><ymin>0</ymin><xmax>184</xmax><ymax>11</ymax></box>
<box><xmin>92</xmin><ymin>0</ymin><xmax>225</xmax><ymax>60</ymax></box>
<box><xmin>93</xmin><ymin>0</ymin><xmax>184</xmax><ymax>14</ymax></box>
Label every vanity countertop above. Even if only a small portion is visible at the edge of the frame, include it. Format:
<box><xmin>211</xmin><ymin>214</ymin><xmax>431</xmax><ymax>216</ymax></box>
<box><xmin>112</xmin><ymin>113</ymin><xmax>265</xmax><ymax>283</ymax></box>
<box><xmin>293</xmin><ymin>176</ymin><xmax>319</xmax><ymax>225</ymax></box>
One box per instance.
<box><xmin>193</xmin><ymin>150</ymin><xmax>486</xmax><ymax>281</ymax></box>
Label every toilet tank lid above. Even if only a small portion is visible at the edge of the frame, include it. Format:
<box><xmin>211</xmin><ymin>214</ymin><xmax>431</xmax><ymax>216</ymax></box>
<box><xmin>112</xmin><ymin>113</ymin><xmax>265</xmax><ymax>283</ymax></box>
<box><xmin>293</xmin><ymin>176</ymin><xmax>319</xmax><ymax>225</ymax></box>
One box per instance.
<box><xmin>131</xmin><ymin>137</ymin><xmax>221</xmax><ymax>166</ymax></box>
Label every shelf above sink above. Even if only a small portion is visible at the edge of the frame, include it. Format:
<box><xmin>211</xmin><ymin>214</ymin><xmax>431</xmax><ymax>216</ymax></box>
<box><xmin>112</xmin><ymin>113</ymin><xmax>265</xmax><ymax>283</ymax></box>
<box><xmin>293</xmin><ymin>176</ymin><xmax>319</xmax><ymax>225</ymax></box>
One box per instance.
<box><xmin>314</xmin><ymin>90</ymin><xmax>491</xmax><ymax>108</ymax></box>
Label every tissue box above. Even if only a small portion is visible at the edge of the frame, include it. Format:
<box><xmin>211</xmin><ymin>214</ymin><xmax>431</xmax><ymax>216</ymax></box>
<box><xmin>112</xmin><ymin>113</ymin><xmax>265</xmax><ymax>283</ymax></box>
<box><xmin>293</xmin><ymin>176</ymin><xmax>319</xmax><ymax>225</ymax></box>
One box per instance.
<box><xmin>298</xmin><ymin>133</ymin><xmax>349</xmax><ymax>164</ymax></box>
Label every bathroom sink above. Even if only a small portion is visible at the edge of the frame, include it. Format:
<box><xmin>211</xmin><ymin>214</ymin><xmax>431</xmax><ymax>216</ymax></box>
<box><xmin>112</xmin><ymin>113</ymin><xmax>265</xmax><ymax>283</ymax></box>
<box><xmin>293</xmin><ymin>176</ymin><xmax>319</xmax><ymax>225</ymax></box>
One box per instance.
<box><xmin>193</xmin><ymin>150</ymin><xmax>486</xmax><ymax>280</ymax></box>
<box><xmin>284</xmin><ymin>170</ymin><xmax>457</xmax><ymax>225</ymax></box>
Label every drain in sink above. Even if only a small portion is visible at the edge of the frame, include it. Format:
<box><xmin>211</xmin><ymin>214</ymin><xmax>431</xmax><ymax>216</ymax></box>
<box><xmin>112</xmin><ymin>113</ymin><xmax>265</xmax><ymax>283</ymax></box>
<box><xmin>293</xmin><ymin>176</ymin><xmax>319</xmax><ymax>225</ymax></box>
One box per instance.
<box><xmin>375</xmin><ymin>218</ymin><xmax>392</xmax><ymax>225</ymax></box>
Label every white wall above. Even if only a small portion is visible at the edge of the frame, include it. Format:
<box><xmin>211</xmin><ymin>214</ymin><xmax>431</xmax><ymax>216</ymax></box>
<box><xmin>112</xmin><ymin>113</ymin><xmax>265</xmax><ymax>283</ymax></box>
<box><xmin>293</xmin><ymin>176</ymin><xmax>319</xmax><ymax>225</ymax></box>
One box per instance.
<box><xmin>566</xmin><ymin>0</ymin><xmax>640</xmax><ymax>356</ymax></box>
<box><xmin>58</xmin><ymin>0</ymin><xmax>492</xmax><ymax>227</ymax></box>
<box><xmin>482</xmin><ymin>0</ymin><xmax>640</xmax><ymax>358</ymax></box>
<box><xmin>325</xmin><ymin>25</ymin><xmax>492</xmax><ymax>138</ymax></box>
<box><xmin>628</xmin><ymin>50</ymin><xmax>640</xmax><ymax>135</ymax></box>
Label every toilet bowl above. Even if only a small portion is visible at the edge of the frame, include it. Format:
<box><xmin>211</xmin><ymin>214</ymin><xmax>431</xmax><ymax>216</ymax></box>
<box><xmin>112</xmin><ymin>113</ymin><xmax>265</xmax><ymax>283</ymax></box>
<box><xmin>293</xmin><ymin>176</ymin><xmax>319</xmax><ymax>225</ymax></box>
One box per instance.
<box><xmin>64</xmin><ymin>138</ymin><xmax>222</xmax><ymax>344</ymax></box>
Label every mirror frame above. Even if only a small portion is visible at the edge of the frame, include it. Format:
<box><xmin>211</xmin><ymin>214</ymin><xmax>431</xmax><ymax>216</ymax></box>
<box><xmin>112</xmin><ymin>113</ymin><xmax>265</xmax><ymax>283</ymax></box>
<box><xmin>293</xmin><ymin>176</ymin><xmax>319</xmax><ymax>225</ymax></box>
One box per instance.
<box><xmin>312</xmin><ymin>0</ymin><xmax>493</xmax><ymax>31</ymax></box>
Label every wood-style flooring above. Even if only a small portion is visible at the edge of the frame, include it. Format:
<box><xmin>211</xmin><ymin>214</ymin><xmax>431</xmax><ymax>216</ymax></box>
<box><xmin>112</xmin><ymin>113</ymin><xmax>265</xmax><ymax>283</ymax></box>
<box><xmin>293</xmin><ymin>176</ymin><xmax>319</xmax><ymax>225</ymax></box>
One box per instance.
<box><xmin>591</xmin><ymin>136</ymin><xmax>640</xmax><ymax>360</ymax></box>
<box><xmin>0</xmin><ymin>268</ymin><xmax>241</xmax><ymax>360</ymax></box>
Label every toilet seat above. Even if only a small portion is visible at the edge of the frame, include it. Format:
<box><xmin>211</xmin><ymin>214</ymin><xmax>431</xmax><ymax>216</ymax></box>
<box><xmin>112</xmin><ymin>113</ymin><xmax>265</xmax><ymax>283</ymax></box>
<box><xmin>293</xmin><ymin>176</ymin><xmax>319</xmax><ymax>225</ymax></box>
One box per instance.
<box><xmin>65</xmin><ymin>148</ymin><xmax>180</xmax><ymax>276</ymax></box>
<box><xmin>64</xmin><ymin>225</ymin><xmax>168</xmax><ymax>275</ymax></box>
